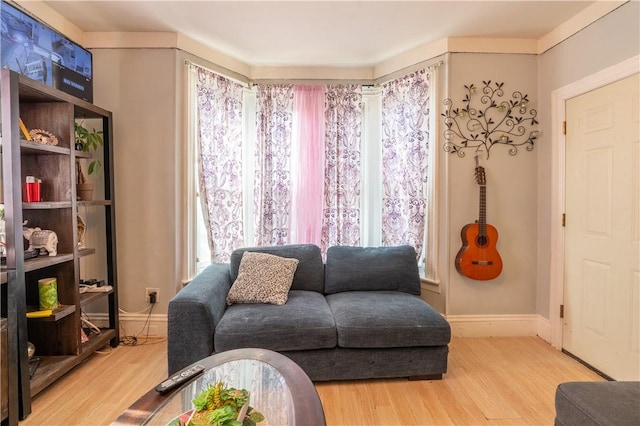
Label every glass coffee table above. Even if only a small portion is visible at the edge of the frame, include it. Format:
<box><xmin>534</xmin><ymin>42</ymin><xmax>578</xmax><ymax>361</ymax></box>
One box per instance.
<box><xmin>113</xmin><ymin>348</ymin><xmax>325</xmax><ymax>425</ymax></box>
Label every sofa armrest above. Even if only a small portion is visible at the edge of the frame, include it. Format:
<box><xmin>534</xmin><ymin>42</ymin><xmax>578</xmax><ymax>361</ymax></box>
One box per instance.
<box><xmin>167</xmin><ymin>263</ymin><xmax>231</xmax><ymax>374</ymax></box>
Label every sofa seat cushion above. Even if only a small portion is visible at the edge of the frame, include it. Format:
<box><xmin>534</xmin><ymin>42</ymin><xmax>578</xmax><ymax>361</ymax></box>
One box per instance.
<box><xmin>215</xmin><ymin>290</ymin><xmax>336</xmax><ymax>352</ymax></box>
<box><xmin>555</xmin><ymin>381</ymin><xmax>640</xmax><ymax>426</ymax></box>
<box><xmin>326</xmin><ymin>291</ymin><xmax>451</xmax><ymax>349</ymax></box>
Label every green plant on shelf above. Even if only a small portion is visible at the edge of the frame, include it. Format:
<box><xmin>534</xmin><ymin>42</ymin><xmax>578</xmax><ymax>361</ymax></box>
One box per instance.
<box><xmin>74</xmin><ymin>121</ymin><xmax>103</xmax><ymax>178</ymax></box>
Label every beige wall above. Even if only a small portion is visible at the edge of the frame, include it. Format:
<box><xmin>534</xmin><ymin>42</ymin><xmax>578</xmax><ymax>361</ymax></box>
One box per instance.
<box><xmin>91</xmin><ymin>48</ymin><xmax>540</xmax><ymax>318</ymax></box>
<box><xmin>84</xmin><ymin>1</ymin><xmax>638</xmax><ymax>322</ymax></box>
<box><xmin>91</xmin><ymin>48</ymin><xmax>180</xmax><ymax>313</ymax></box>
<box><xmin>536</xmin><ymin>0</ymin><xmax>640</xmax><ymax>319</ymax></box>
<box><xmin>445</xmin><ymin>53</ymin><xmax>539</xmax><ymax>315</ymax></box>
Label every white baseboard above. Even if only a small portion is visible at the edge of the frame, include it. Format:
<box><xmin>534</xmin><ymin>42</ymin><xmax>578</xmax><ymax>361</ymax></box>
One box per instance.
<box><xmin>447</xmin><ymin>314</ymin><xmax>551</xmax><ymax>339</ymax></box>
<box><xmin>85</xmin><ymin>312</ymin><xmax>168</xmax><ymax>338</ymax></box>
<box><xmin>84</xmin><ymin>312</ymin><xmax>552</xmax><ymax>341</ymax></box>
<box><xmin>537</xmin><ymin>316</ymin><xmax>552</xmax><ymax>343</ymax></box>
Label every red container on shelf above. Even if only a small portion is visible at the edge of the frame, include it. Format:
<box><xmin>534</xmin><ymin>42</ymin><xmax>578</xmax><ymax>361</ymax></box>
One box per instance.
<box><xmin>23</xmin><ymin>176</ymin><xmax>41</xmax><ymax>202</ymax></box>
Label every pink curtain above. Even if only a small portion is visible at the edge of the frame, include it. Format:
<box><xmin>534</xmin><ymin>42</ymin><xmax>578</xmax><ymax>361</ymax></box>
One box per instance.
<box><xmin>381</xmin><ymin>68</ymin><xmax>430</xmax><ymax>257</ymax></box>
<box><xmin>195</xmin><ymin>66</ymin><xmax>244</xmax><ymax>262</ymax></box>
<box><xmin>291</xmin><ymin>85</ymin><xmax>326</xmax><ymax>246</ymax></box>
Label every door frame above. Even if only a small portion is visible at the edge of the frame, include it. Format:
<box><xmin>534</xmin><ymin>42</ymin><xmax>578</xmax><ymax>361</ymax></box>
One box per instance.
<box><xmin>549</xmin><ymin>55</ymin><xmax>639</xmax><ymax>349</ymax></box>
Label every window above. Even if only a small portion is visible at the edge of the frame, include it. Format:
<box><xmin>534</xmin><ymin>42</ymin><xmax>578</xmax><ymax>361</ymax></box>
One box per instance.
<box><xmin>186</xmin><ymin>62</ymin><xmax>439</xmax><ymax>285</ymax></box>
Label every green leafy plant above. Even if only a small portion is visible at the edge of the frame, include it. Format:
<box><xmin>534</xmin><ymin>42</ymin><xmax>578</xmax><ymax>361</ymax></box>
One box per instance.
<box><xmin>74</xmin><ymin>121</ymin><xmax>103</xmax><ymax>176</ymax></box>
<box><xmin>188</xmin><ymin>382</ymin><xmax>265</xmax><ymax>426</ymax></box>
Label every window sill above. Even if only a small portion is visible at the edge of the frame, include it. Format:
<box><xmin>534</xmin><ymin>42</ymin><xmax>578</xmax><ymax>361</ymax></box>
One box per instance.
<box><xmin>419</xmin><ymin>267</ymin><xmax>441</xmax><ymax>294</ymax></box>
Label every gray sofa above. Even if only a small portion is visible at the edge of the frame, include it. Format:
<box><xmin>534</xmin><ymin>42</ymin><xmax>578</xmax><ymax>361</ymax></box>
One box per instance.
<box><xmin>168</xmin><ymin>244</ymin><xmax>451</xmax><ymax>381</ymax></box>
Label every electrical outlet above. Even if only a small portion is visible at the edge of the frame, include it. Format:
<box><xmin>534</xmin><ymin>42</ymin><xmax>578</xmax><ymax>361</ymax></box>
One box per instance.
<box><xmin>145</xmin><ymin>287</ymin><xmax>159</xmax><ymax>303</ymax></box>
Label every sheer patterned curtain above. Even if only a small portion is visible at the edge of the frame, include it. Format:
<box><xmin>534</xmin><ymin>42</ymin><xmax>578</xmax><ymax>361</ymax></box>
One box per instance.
<box><xmin>381</xmin><ymin>68</ymin><xmax>431</xmax><ymax>257</ymax></box>
<box><xmin>193</xmin><ymin>69</ymin><xmax>431</xmax><ymax>264</ymax></box>
<box><xmin>322</xmin><ymin>85</ymin><xmax>364</xmax><ymax>253</ymax></box>
<box><xmin>194</xmin><ymin>65</ymin><xmax>244</xmax><ymax>262</ymax></box>
<box><xmin>254</xmin><ymin>85</ymin><xmax>294</xmax><ymax>246</ymax></box>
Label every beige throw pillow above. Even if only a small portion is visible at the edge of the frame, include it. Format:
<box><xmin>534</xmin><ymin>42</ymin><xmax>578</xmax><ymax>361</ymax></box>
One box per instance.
<box><xmin>226</xmin><ymin>251</ymin><xmax>299</xmax><ymax>306</ymax></box>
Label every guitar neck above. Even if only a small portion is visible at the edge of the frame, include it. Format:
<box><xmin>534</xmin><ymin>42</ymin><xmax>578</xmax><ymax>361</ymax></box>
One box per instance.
<box><xmin>478</xmin><ymin>184</ymin><xmax>486</xmax><ymax>236</ymax></box>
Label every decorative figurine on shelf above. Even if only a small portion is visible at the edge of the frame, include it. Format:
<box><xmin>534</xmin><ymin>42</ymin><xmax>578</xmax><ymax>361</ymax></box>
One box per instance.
<box><xmin>77</xmin><ymin>215</ymin><xmax>86</xmax><ymax>249</ymax></box>
<box><xmin>29</xmin><ymin>129</ymin><xmax>59</xmax><ymax>146</ymax></box>
<box><xmin>23</xmin><ymin>223</ymin><xmax>58</xmax><ymax>256</ymax></box>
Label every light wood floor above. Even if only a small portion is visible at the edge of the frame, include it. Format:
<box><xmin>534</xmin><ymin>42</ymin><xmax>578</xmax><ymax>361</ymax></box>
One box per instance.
<box><xmin>20</xmin><ymin>336</ymin><xmax>603</xmax><ymax>425</ymax></box>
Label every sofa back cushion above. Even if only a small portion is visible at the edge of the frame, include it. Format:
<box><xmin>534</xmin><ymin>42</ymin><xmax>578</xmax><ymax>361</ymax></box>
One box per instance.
<box><xmin>230</xmin><ymin>244</ymin><xmax>324</xmax><ymax>292</ymax></box>
<box><xmin>324</xmin><ymin>245</ymin><xmax>421</xmax><ymax>295</ymax></box>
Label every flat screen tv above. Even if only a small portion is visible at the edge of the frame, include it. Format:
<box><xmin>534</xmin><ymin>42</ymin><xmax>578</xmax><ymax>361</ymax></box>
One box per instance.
<box><xmin>1</xmin><ymin>0</ymin><xmax>93</xmax><ymax>102</ymax></box>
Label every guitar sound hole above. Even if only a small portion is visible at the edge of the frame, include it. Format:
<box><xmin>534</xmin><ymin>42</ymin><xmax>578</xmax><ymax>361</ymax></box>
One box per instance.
<box><xmin>476</xmin><ymin>235</ymin><xmax>488</xmax><ymax>247</ymax></box>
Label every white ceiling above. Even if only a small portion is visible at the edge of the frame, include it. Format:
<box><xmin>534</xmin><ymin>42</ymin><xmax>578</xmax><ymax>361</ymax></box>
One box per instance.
<box><xmin>39</xmin><ymin>0</ymin><xmax>597</xmax><ymax>67</ymax></box>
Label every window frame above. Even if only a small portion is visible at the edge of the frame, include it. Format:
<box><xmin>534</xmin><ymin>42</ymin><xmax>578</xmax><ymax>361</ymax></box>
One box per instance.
<box><xmin>184</xmin><ymin>64</ymin><xmax>441</xmax><ymax>290</ymax></box>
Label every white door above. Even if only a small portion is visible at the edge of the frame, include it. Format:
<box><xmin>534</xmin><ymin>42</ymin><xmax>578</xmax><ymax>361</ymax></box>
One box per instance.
<box><xmin>563</xmin><ymin>73</ymin><xmax>640</xmax><ymax>381</ymax></box>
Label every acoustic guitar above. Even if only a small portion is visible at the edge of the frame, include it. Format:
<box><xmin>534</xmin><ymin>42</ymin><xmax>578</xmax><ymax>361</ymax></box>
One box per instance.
<box><xmin>455</xmin><ymin>165</ymin><xmax>503</xmax><ymax>280</ymax></box>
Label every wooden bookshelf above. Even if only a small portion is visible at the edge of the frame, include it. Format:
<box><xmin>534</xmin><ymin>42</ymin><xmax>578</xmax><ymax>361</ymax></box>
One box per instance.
<box><xmin>1</xmin><ymin>69</ymin><xmax>119</xmax><ymax>422</ymax></box>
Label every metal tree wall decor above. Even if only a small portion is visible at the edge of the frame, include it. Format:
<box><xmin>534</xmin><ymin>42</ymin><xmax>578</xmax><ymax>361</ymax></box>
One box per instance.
<box><xmin>442</xmin><ymin>81</ymin><xmax>538</xmax><ymax>158</ymax></box>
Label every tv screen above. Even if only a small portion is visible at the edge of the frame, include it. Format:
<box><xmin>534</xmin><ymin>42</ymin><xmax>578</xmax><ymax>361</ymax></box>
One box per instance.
<box><xmin>1</xmin><ymin>0</ymin><xmax>93</xmax><ymax>102</ymax></box>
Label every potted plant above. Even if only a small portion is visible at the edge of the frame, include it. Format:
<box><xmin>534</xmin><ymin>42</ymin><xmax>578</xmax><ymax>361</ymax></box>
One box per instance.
<box><xmin>74</xmin><ymin>121</ymin><xmax>103</xmax><ymax>200</ymax></box>
<box><xmin>170</xmin><ymin>381</ymin><xmax>264</xmax><ymax>426</ymax></box>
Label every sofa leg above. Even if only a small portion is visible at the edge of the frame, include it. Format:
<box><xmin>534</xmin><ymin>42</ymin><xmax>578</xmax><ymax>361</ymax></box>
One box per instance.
<box><xmin>408</xmin><ymin>374</ymin><xmax>442</xmax><ymax>381</ymax></box>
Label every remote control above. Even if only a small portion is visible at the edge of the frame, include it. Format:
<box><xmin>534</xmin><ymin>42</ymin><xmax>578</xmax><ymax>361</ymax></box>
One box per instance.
<box><xmin>155</xmin><ymin>364</ymin><xmax>205</xmax><ymax>394</ymax></box>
